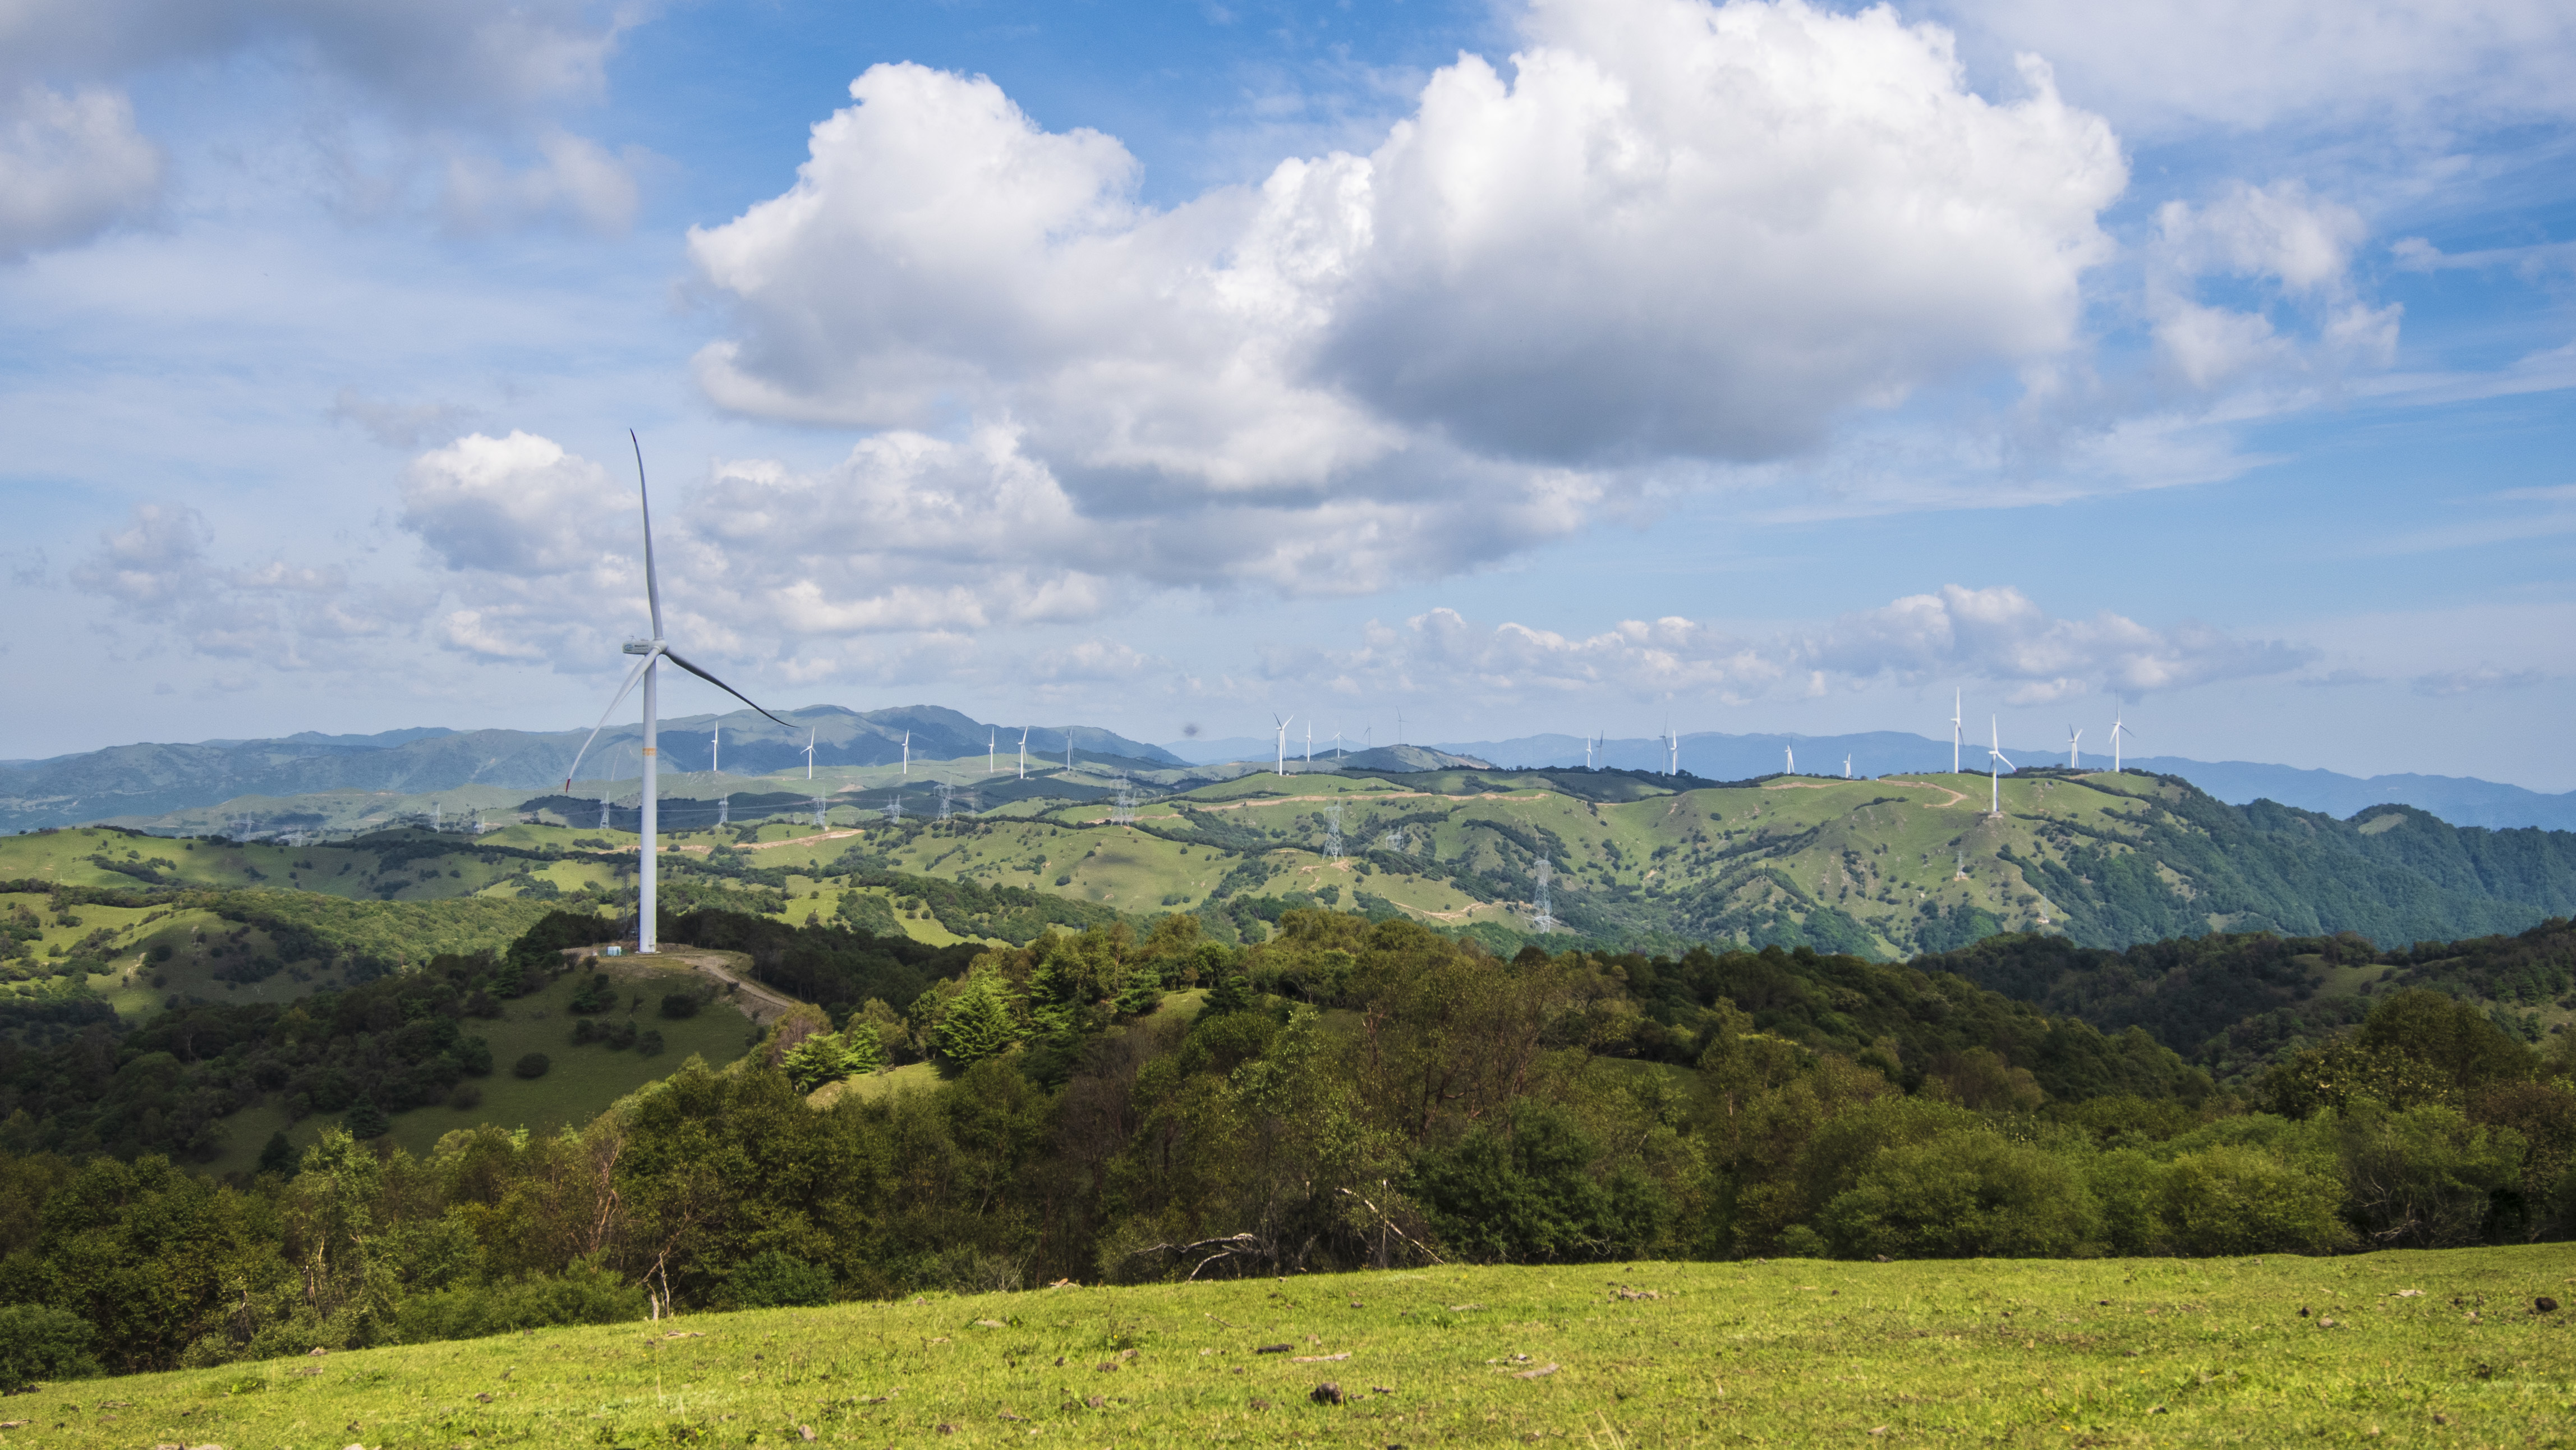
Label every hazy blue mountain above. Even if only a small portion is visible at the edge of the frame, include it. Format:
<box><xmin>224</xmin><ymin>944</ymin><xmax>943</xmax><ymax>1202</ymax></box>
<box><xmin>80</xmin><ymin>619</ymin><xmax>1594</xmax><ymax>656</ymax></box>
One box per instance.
<box><xmin>1434</xmin><ymin>730</ymin><xmax>2576</xmax><ymax>829</ymax></box>
<box><xmin>2</xmin><ymin>708</ymin><xmax>1180</xmax><ymax>832</ymax></box>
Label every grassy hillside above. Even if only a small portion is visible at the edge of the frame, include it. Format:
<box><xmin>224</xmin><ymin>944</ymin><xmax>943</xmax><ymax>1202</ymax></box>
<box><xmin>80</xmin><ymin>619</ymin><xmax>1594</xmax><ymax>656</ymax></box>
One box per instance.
<box><xmin>201</xmin><ymin>956</ymin><xmax>761</xmax><ymax>1176</ymax></box>
<box><xmin>15</xmin><ymin>1249</ymin><xmax>2568</xmax><ymax>1448</ymax></box>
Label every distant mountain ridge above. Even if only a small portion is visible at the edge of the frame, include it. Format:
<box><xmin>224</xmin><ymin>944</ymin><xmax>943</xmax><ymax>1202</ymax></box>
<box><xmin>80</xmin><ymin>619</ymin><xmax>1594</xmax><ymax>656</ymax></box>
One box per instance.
<box><xmin>0</xmin><ymin>709</ymin><xmax>1180</xmax><ymax>833</ymax></box>
<box><xmin>1423</xmin><ymin>731</ymin><xmax>2576</xmax><ymax>831</ymax></box>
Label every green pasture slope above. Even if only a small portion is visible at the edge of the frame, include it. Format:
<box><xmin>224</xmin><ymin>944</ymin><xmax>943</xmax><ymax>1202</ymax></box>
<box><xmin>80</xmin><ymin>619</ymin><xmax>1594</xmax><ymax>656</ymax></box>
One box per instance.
<box><xmin>13</xmin><ymin>1250</ymin><xmax>2569</xmax><ymax>1448</ymax></box>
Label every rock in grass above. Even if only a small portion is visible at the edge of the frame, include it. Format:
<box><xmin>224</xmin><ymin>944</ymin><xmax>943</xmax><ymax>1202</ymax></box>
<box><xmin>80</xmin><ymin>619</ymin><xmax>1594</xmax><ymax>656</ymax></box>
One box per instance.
<box><xmin>1312</xmin><ymin>1382</ymin><xmax>1344</xmax><ymax>1406</ymax></box>
<box><xmin>2537</xmin><ymin>1297</ymin><xmax>2559</xmax><ymax>1313</ymax></box>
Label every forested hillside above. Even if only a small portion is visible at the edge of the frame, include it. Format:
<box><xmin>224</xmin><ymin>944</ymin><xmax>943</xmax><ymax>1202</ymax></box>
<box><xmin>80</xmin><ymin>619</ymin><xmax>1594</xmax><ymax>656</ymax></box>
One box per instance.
<box><xmin>0</xmin><ymin>903</ymin><xmax>2568</xmax><ymax>1384</ymax></box>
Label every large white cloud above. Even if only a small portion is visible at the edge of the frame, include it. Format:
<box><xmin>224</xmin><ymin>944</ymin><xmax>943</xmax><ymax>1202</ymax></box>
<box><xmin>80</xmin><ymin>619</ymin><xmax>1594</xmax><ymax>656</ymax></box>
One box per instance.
<box><xmin>688</xmin><ymin>0</ymin><xmax>2127</xmax><ymax>584</ymax></box>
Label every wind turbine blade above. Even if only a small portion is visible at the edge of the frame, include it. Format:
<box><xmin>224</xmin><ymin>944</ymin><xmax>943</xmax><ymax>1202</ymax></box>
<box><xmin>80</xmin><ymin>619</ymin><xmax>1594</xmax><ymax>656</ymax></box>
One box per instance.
<box><xmin>629</xmin><ymin>430</ymin><xmax>664</xmax><ymax>640</ymax></box>
<box><xmin>561</xmin><ymin>651</ymin><xmax>655</xmax><ymax>790</ymax></box>
<box><xmin>660</xmin><ymin>648</ymin><xmax>795</xmax><ymax>731</ymax></box>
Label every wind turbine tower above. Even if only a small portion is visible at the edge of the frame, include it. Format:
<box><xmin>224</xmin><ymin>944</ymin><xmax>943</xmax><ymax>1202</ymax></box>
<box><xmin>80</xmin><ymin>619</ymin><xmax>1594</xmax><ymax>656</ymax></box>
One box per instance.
<box><xmin>2066</xmin><ymin>726</ymin><xmax>2083</xmax><ymax>770</ymax></box>
<box><xmin>802</xmin><ymin>728</ymin><xmax>816</xmax><ymax>781</ymax></box>
<box><xmin>2110</xmin><ymin>703</ymin><xmax>2135</xmax><ymax>773</ymax></box>
<box><xmin>988</xmin><ymin>728</ymin><xmax>996</xmax><ymax>775</ymax></box>
<box><xmin>1784</xmin><ymin>745</ymin><xmax>1794</xmax><ymax>776</ymax></box>
<box><xmin>1987</xmin><ymin>717</ymin><xmax>2013</xmax><ymax>817</ymax></box>
<box><xmin>1843</xmin><ymin>754</ymin><xmax>1852</xmax><ymax>779</ymax></box>
<box><xmin>1952</xmin><ymin>689</ymin><xmax>1963</xmax><ymax>774</ymax></box>
<box><xmin>1305</xmin><ymin>720</ymin><xmax>1313</xmax><ymax>768</ymax></box>
<box><xmin>901</xmin><ymin>730</ymin><xmax>910</xmax><ymax>777</ymax></box>
<box><xmin>1017</xmin><ymin>726</ymin><xmax>1028</xmax><ymax>780</ymax></box>
<box><xmin>1273</xmin><ymin>713</ymin><xmax>1292</xmax><ymax>776</ymax></box>
<box><xmin>558</xmin><ymin>432</ymin><xmax>793</xmax><ymax>956</ymax></box>
<box><xmin>711</xmin><ymin>723</ymin><xmax>719</xmax><ymax>776</ymax></box>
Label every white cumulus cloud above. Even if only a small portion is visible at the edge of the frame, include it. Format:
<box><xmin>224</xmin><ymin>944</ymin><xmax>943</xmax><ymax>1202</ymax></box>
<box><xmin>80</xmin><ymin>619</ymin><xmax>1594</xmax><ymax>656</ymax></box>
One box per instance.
<box><xmin>687</xmin><ymin>0</ymin><xmax>2127</xmax><ymax>584</ymax></box>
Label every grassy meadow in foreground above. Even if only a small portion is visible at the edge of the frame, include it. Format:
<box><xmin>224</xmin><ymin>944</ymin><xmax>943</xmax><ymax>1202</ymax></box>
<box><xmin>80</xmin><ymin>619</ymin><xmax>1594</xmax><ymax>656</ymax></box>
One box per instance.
<box><xmin>6</xmin><ymin>1249</ymin><xmax>2569</xmax><ymax>1449</ymax></box>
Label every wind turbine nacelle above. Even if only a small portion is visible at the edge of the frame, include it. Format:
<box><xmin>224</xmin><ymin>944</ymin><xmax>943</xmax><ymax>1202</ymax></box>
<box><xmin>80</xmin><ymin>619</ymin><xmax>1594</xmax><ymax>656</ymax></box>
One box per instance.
<box><xmin>622</xmin><ymin>639</ymin><xmax>657</xmax><ymax>655</ymax></box>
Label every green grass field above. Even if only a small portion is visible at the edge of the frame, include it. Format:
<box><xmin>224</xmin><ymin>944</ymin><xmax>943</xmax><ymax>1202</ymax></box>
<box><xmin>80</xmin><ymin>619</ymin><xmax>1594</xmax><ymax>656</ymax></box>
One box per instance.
<box><xmin>7</xmin><ymin>1249</ymin><xmax>2567</xmax><ymax>1448</ymax></box>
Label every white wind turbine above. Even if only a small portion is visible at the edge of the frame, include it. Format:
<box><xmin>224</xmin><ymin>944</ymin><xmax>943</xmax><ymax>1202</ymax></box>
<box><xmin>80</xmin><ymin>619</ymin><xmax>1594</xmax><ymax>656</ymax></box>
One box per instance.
<box><xmin>1986</xmin><ymin>717</ymin><xmax>2012</xmax><ymax>816</ymax></box>
<box><xmin>1017</xmin><ymin>726</ymin><xmax>1029</xmax><ymax>780</ymax></box>
<box><xmin>901</xmin><ymin>729</ymin><xmax>909</xmax><ymax>777</ymax></box>
<box><xmin>988</xmin><ymin>728</ymin><xmax>996</xmax><ymax>775</ymax></box>
<box><xmin>710</xmin><ymin>723</ymin><xmax>720</xmax><ymax>775</ymax></box>
<box><xmin>802</xmin><ymin>727</ymin><xmax>816</xmax><ymax>780</ymax></box>
<box><xmin>559</xmin><ymin>432</ymin><xmax>794</xmax><ymax>955</ymax></box>
<box><xmin>1952</xmin><ymin>689</ymin><xmax>1963</xmax><ymax>774</ymax></box>
<box><xmin>1273</xmin><ymin>713</ymin><xmax>1292</xmax><ymax>776</ymax></box>
<box><xmin>1583</xmin><ymin>733</ymin><xmax>1593</xmax><ymax>769</ymax></box>
<box><xmin>1843</xmin><ymin>754</ymin><xmax>1852</xmax><ymax>779</ymax></box>
<box><xmin>2109</xmin><ymin>701</ymin><xmax>2136</xmax><ymax>773</ymax></box>
<box><xmin>2066</xmin><ymin>725</ymin><xmax>2083</xmax><ymax>770</ymax></box>
<box><xmin>1305</xmin><ymin>720</ymin><xmax>1313</xmax><ymax>769</ymax></box>
<box><xmin>1784</xmin><ymin>745</ymin><xmax>1795</xmax><ymax>776</ymax></box>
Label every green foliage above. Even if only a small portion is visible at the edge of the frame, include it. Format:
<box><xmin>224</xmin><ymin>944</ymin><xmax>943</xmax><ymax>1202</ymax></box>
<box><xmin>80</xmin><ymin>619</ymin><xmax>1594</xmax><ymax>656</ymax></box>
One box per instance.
<box><xmin>1413</xmin><ymin>1100</ymin><xmax>1671</xmax><ymax>1263</ymax></box>
<box><xmin>724</xmin><ymin>1249</ymin><xmax>834</xmax><ymax>1308</ymax></box>
<box><xmin>512</xmin><ymin>1053</ymin><xmax>550</xmax><ymax>1079</ymax></box>
<box><xmin>0</xmin><ymin>1302</ymin><xmax>98</xmax><ymax>1391</ymax></box>
<box><xmin>391</xmin><ymin>1264</ymin><xmax>646</xmax><ymax>1342</ymax></box>
<box><xmin>932</xmin><ymin>972</ymin><xmax>1022</xmax><ymax>1070</ymax></box>
<box><xmin>1818</xmin><ymin>1128</ymin><xmax>2101</xmax><ymax>1259</ymax></box>
<box><xmin>343</xmin><ymin>1097</ymin><xmax>390</xmax><ymax>1140</ymax></box>
<box><xmin>2159</xmin><ymin>1144</ymin><xmax>2353</xmax><ymax>1256</ymax></box>
<box><xmin>658</xmin><ymin>991</ymin><xmax>702</xmax><ymax>1019</ymax></box>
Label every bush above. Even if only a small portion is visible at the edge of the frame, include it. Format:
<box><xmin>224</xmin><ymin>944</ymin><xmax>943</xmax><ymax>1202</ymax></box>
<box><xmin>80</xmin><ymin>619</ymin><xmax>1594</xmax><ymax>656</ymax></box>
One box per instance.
<box><xmin>343</xmin><ymin>1098</ymin><xmax>390</xmax><ymax>1140</ymax></box>
<box><xmin>659</xmin><ymin>992</ymin><xmax>702</xmax><ymax>1019</ymax></box>
<box><xmin>513</xmin><ymin>1052</ymin><xmax>551</xmax><ymax>1079</ymax></box>
<box><xmin>1819</xmin><ymin>1128</ymin><xmax>2101</xmax><ymax>1259</ymax></box>
<box><xmin>0</xmin><ymin>1303</ymin><xmax>98</xmax><ymax>1391</ymax></box>
<box><xmin>2160</xmin><ymin>1145</ymin><xmax>2353</xmax><ymax>1255</ymax></box>
<box><xmin>448</xmin><ymin>1082</ymin><xmax>484</xmax><ymax>1110</ymax></box>
<box><xmin>392</xmin><ymin>1265</ymin><xmax>648</xmax><ymax>1344</ymax></box>
<box><xmin>726</xmin><ymin>1250</ymin><xmax>835</xmax><ymax>1309</ymax></box>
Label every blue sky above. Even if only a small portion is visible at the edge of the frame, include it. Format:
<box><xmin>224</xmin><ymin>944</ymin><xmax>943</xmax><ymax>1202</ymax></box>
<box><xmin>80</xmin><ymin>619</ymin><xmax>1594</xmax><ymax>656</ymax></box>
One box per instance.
<box><xmin>3</xmin><ymin>0</ymin><xmax>2573</xmax><ymax>787</ymax></box>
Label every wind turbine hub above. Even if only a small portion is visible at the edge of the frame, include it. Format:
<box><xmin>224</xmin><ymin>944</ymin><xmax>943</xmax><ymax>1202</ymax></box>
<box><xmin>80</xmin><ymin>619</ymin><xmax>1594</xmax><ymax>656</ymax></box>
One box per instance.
<box><xmin>621</xmin><ymin>639</ymin><xmax>658</xmax><ymax>655</ymax></box>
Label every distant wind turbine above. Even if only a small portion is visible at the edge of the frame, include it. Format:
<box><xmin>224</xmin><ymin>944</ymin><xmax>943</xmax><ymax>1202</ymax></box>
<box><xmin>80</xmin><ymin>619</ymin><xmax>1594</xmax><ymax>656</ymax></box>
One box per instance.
<box><xmin>2066</xmin><ymin>726</ymin><xmax>2083</xmax><ymax>770</ymax></box>
<box><xmin>710</xmin><ymin>723</ymin><xmax>719</xmax><ymax>776</ymax></box>
<box><xmin>1952</xmin><ymin>689</ymin><xmax>1963</xmax><ymax>774</ymax></box>
<box><xmin>988</xmin><ymin>728</ymin><xmax>996</xmax><ymax>776</ymax></box>
<box><xmin>901</xmin><ymin>730</ymin><xmax>909</xmax><ymax>777</ymax></box>
<box><xmin>1017</xmin><ymin>726</ymin><xmax>1028</xmax><ymax>780</ymax></box>
<box><xmin>1784</xmin><ymin>745</ymin><xmax>1794</xmax><ymax>776</ymax></box>
<box><xmin>1305</xmin><ymin>719</ymin><xmax>1313</xmax><ymax>768</ymax></box>
<box><xmin>802</xmin><ymin>727</ymin><xmax>816</xmax><ymax>781</ymax></box>
<box><xmin>1273</xmin><ymin>713</ymin><xmax>1292</xmax><ymax>777</ymax></box>
<box><xmin>1584</xmin><ymin>733</ymin><xmax>1593</xmax><ymax>769</ymax></box>
<box><xmin>558</xmin><ymin>432</ymin><xmax>794</xmax><ymax>955</ymax></box>
<box><xmin>1988</xmin><ymin>717</ymin><xmax>2012</xmax><ymax>816</ymax></box>
<box><xmin>1843</xmin><ymin>754</ymin><xmax>1852</xmax><ymax>779</ymax></box>
<box><xmin>2109</xmin><ymin>701</ymin><xmax>2136</xmax><ymax>773</ymax></box>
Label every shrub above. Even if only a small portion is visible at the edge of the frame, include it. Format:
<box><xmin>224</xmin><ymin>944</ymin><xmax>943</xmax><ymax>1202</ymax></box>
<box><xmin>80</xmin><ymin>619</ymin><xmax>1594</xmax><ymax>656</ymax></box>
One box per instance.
<box><xmin>513</xmin><ymin>1052</ymin><xmax>551</xmax><ymax>1079</ymax></box>
<box><xmin>343</xmin><ymin>1098</ymin><xmax>390</xmax><ymax>1140</ymax></box>
<box><xmin>1819</xmin><ymin>1128</ymin><xmax>2101</xmax><ymax>1259</ymax></box>
<box><xmin>2160</xmin><ymin>1144</ymin><xmax>2353</xmax><ymax>1255</ymax></box>
<box><xmin>0</xmin><ymin>1304</ymin><xmax>98</xmax><ymax>1391</ymax></box>
<box><xmin>448</xmin><ymin>1082</ymin><xmax>484</xmax><ymax>1110</ymax></box>
<box><xmin>726</xmin><ymin>1250</ymin><xmax>835</xmax><ymax>1309</ymax></box>
<box><xmin>659</xmin><ymin>992</ymin><xmax>701</xmax><ymax>1019</ymax></box>
<box><xmin>392</xmin><ymin>1265</ymin><xmax>647</xmax><ymax>1344</ymax></box>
